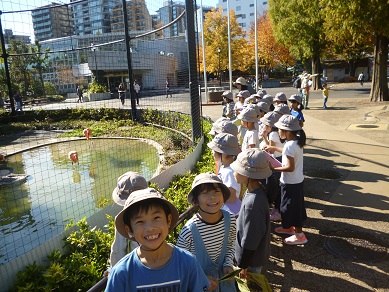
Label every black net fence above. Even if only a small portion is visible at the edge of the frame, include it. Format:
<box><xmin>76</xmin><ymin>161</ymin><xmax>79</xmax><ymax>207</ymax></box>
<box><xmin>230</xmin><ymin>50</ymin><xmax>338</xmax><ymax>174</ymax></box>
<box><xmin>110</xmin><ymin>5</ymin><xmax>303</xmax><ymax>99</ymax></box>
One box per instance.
<box><xmin>0</xmin><ymin>0</ymin><xmax>203</xmax><ymax>277</ymax></box>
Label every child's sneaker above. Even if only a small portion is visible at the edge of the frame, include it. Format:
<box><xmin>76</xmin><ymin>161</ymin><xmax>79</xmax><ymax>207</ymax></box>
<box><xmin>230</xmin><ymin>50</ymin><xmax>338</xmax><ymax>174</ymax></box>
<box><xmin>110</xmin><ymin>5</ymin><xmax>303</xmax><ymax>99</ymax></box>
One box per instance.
<box><xmin>284</xmin><ymin>233</ymin><xmax>308</xmax><ymax>245</ymax></box>
<box><xmin>270</xmin><ymin>210</ymin><xmax>281</xmax><ymax>221</ymax></box>
<box><xmin>274</xmin><ymin>226</ymin><xmax>295</xmax><ymax>235</ymax></box>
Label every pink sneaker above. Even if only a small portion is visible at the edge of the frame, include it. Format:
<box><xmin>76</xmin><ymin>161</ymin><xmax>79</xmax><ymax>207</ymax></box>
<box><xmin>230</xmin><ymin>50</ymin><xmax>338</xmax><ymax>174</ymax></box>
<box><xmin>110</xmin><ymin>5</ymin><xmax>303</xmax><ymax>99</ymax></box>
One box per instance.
<box><xmin>270</xmin><ymin>210</ymin><xmax>281</xmax><ymax>221</ymax></box>
<box><xmin>274</xmin><ymin>227</ymin><xmax>295</xmax><ymax>235</ymax></box>
<box><xmin>284</xmin><ymin>233</ymin><xmax>308</xmax><ymax>245</ymax></box>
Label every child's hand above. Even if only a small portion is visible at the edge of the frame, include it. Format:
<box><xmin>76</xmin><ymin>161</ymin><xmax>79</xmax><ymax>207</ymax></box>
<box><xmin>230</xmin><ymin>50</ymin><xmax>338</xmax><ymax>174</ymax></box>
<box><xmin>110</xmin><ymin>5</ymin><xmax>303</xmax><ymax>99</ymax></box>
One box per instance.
<box><xmin>223</xmin><ymin>266</ymin><xmax>235</xmax><ymax>282</ymax></box>
<box><xmin>207</xmin><ymin>276</ymin><xmax>218</xmax><ymax>290</ymax></box>
<box><xmin>263</xmin><ymin>145</ymin><xmax>273</xmax><ymax>152</ymax></box>
<box><xmin>239</xmin><ymin>268</ymin><xmax>249</xmax><ymax>279</ymax></box>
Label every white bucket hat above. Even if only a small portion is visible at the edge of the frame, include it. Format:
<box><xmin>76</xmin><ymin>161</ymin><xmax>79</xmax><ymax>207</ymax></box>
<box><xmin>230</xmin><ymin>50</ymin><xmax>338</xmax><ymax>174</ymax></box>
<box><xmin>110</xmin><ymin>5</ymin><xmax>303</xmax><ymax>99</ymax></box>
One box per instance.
<box><xmin>256</xmin><ymin>101</ymin><xmax>270</xmax><ymax>113</ymax></box>
<box><xmin>274</xmin><ymin>92</ymin><xmax>287</xmax><ymax>102</ymax></box>
<box><xmin>187</xmin><ymin>172</ymin><xmax>231</xmax><ymax>204</ymax></box>
<box><xmin>257</xmin><ymin>89</ymin><xmax>267</xmax><ymax>98</ymax></box>
<box><xmin>219</xmin><ymin>120</ymin><xmax>239</xmax><ymax>137</ymax></box>
<box><xmin>262</xmin><ymin>94</ymin><xmax>274</xmax><ymax>105</ymax></box>
<box><xmin>230</xmin><ymin>149</ymin><xmax>272</xmax><ymax>179</ymax></box>
<box><xmin>112</xmin><ymin>172</ymin><xmax>148</xmax><ymax>206</ymax></box>
<box><xmin>243</xmin><ymin>96</ymin><xmax>257</xmax><ymax>106</ymax></box>
<box><xmin>237</xmin><ymin>107</ymin><xmax>258</xmax><ymax>122</ymax></box>
<box><xmin>237</xmin><ymin>90</ymin><xmax>251</xmax><ymax>99</ymax></box>
<box><xmin>207</xmin><ymin>133</ymin><xmax>241</xmax><ymax>156</ymax></box>
<box><xmin>233</xmin><ymin>77</ymin><xmax>247</xmax><ymax>86</ymax></box>
<box><xmin>260</xmin><ymin>111</ymin><xmax>281</xmax><ymax>127</ymax></box>
<box><xmin>208</xmin><ymin>117</ymin><xmax>229</xmax><ymax>136</ymax></box>
<box><xmin>222</xmin><ymin>91</ymin><xmax>233</xmax><ymax>100</ymax></box>
<box><xmin>274</xmin><ymin>103</ymin><xmax>290</xmax><ymax>115</ymax></box>
<box><xmin>115</xmin><ymin>188</ymin><xmax>179</xmax><ymax>240</ymax></box>
<box><xmin>274</xmin><ymin>114</ymin><xmax>302</xmax><ymax>131</ymax></box>
<box><xmin>288</xmin><ymin>94</ymin><xmax>302</xmax><ymax>104</ymax></box>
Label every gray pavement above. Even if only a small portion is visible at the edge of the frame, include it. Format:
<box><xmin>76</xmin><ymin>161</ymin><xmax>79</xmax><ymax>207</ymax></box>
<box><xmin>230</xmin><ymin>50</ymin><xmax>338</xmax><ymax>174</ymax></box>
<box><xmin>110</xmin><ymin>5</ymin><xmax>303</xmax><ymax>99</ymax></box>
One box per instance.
<box><xmin>9</xmin><ymin>82</ymin><xmax>389</xmax><ymax>290</ymax></box>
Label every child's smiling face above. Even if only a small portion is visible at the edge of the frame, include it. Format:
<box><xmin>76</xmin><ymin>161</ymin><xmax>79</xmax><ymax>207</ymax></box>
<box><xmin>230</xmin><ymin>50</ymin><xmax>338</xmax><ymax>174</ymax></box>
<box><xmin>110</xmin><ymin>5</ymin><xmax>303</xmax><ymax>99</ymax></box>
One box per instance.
<box><xmin>126</xmin><ymin>205</ymin><xmax>171</xmax><ymax>250</ymax></box>
<box><xmin>197</xmin><ymin>184</ymin><xmax>224</xmax><ymax>214</ymax></box>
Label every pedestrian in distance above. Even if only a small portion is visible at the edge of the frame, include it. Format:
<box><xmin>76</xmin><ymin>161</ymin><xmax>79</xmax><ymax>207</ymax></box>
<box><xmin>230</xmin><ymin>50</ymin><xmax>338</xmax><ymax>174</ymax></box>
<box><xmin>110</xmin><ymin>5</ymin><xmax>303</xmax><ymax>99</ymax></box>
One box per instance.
<box><xmin>106</xmin><ymin>187</ymin><xmax>210</xmax><ymax>291</ymax></box>
<box><xmin>358</xmin><ymin>72</ymin><xmax>365</xmax><ymax>87</ymax></box>
<box><xmin>118</xmin><ymin>83</ymin><xmax>126</xmax><ymax>105</ymax></box>
<box><xmin>76</xmin><ymin>86</ymin><xmax>83</xmax><ymax>103</ymax></box>
<box><xmin>230</xmin><ymin>148</ymin><xmax>272</xmax><ymax>278</ymax></box>
<box><xmin>133</xmin><ymin>80</ymin><xmax>140</xmax><ymax>105</ymax></box>
<box><xmin>14</xmin><ymin>92</ymin><xmax>22</xmax><ymax>111</ymax></box>
<box><xmin>166</xmin><ymin>78</ymin><xmax>173</xmax><ymax>98</ymax></box>
<box><xmin>177</xmin><ymin>172</ymin><xmax>237</xmax><ymax>291</ymax></box>
<box><xmin>264</xmin><ymin>115</ymin><xmax>308</xmax><ymax>245</ymax></box>
<box><xmin>322</xmin><ymin>83</ymin><xmax>333</xmax><ymax>109</ymax></box>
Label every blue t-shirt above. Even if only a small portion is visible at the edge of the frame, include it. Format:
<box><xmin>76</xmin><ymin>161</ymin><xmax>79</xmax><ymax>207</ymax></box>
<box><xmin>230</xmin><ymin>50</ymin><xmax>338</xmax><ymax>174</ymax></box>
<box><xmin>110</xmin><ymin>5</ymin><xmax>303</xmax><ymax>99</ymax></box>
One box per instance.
<box><xmin>290</xmin><ymin>109</ymin><xmax>305</xmax><ymax>122</ymax></box>
<box><xmin>106</xmin><ymin>245</ymin><xmax>209</xmax><ymax>292</ymax></box>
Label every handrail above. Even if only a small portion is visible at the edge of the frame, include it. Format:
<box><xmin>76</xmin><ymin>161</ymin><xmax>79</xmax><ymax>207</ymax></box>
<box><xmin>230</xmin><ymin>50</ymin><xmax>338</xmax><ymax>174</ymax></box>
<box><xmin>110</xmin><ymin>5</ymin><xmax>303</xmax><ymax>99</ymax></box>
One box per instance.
<box><xmin>87</xmin><ymin>205</ymin><xmax>197</xmax><ymax>292</ymax></box>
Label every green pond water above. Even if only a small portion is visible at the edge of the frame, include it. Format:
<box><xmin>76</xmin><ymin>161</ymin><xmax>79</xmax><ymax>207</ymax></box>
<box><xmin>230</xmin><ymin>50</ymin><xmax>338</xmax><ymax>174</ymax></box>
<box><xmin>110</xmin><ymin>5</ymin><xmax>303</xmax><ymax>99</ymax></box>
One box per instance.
<box><xmin>0</xmin><ymin>138</ymin><xmax>159</xmax><ymax>265</ymax></box>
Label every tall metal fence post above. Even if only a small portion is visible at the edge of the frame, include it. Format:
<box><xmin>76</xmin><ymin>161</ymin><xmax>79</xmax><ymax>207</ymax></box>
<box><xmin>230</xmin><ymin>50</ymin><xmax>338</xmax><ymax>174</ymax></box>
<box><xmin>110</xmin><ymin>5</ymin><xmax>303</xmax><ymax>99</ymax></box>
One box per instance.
<box><xmin>185</xmin><ymin>0</ymin><xmax>202</xmax><ymax>141</ymax></box>
<box><xmin>121</xmin><ymin>0</ymin><xmax>137</xmax><ymax>120</ymax></box>
<box><xmin>0</xmin><ymin>12</ymin><xmax>15</xmax><ymax>114</ymax></box>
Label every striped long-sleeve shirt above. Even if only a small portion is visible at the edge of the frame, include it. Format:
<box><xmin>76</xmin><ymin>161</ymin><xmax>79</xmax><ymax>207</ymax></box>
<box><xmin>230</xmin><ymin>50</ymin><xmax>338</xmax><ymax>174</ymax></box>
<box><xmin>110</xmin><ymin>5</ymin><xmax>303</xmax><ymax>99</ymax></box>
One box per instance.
<box><xmin>176</xmin><ymin>212</ymin><xmax>236</xmax><ymax>268</ymax></box>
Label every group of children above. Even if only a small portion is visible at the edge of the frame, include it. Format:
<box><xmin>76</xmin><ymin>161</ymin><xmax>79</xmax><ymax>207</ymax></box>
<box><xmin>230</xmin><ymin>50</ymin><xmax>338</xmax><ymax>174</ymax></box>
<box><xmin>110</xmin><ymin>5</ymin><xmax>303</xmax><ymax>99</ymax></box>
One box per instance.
<box><xmin>104</xmin><ymin>81</ymin><xmax>311</xmax><ymax>290</ymax></box>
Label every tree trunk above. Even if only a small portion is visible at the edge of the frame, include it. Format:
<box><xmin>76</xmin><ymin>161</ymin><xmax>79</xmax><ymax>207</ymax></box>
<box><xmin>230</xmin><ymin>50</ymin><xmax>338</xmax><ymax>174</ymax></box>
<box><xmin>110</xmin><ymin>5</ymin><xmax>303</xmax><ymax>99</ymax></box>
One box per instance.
<box><xmin>370</xmin><ymin>34</ymin><xmax>389</xmax><ymax>102</ymax></box>
<box><xmin>349</xmin><ymin>60</ymin><xmax>357</xmax><ymax>77</ymax></box>
<box><xmin>311</xmin><ymin>55</ymin><xmax>321</xmax><ymax>90</ymax></box>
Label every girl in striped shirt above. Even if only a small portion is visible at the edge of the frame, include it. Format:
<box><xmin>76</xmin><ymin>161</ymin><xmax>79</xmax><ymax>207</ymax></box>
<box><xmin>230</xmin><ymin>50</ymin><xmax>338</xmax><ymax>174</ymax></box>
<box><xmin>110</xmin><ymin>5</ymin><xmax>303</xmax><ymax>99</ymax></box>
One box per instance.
<box><xmin>176</xmin><ymin>172</ymin><xmax>237</xmax><ymax>292</ymax></box>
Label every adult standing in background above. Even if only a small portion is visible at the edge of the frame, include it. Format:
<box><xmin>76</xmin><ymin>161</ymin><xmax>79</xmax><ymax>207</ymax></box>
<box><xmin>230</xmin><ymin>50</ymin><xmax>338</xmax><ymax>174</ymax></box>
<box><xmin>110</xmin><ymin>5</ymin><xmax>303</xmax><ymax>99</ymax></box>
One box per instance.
<box><xmin>118</xmin><ymin>83</ymin><xmax>126</xmax><ymax>105</ymax></box>
<box><xmin>14</xmin><ymin>92</ymin><xmax>22</xmax><ymax>111</ymax></box>
<box><xmin>358</xmin><ymin>72</ymin><xmax>365</xmax><ymax>87</ymax></box>
<box><xmin>166</xmin><ymin>78</ymin><xmax>172</xmax><ymax>98</ymax></box>
<box><xmin>76</xmin><ymin>86</ymin><xmax>83</xmax><ymax>103</ymax></box>
<box><xmin>133</xmin><ymin>80</ymin><xmax>140</xmax><ymax>105</ymax></box>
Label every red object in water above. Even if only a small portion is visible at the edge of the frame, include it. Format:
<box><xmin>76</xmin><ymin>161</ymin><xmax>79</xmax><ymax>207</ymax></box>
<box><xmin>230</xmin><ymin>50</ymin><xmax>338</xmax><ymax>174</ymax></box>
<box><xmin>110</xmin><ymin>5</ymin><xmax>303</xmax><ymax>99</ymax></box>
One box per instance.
<box><xmin>68</xmin><ymin>151</ymin><xmax>78</xmax><ymax>164</ymax></box>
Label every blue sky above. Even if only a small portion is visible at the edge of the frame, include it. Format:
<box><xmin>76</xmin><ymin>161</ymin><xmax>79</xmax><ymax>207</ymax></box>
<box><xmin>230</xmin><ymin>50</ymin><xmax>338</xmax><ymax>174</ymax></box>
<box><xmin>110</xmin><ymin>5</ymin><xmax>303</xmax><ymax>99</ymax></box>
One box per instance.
<box><xmin>0</xmin><ymin>0</ymin><xmax>219</xmax><ymax>40</ymax></box>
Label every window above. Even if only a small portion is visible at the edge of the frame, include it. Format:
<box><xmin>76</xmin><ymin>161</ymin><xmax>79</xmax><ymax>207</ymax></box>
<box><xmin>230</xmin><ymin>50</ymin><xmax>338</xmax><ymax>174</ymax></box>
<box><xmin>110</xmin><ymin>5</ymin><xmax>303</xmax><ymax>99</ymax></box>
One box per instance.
<box><xmin>250</xmin><ymin>4</ymin><xmax>254</xmax><ymax>7</ymax></box>
<box><xmin>241</xmin><ymin>14</ymin><xmax>246</xmax><ymax>19</ymax></box>
<box><xmin>250</xmin><ymin>13</ymin><xmax>254</xmax><ymax>16</ymax></box>
<box><xmin>236</xmin><ymin>6</ymin><xmax>241</xmax><ymax>11</ymax></box>
<box><xmin>263</xmin><ymin>1</ymin><xmax>268</xmax><ymax>4</ymax></box>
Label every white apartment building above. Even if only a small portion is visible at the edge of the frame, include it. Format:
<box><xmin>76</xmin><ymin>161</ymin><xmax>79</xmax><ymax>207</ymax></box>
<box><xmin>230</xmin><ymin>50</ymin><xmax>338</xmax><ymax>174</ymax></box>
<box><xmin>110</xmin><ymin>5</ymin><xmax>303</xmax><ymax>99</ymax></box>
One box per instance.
<box><xmin>216</xmin><ymin>0</ymin><xmax>268</xmax><ymax>30</ymax></box>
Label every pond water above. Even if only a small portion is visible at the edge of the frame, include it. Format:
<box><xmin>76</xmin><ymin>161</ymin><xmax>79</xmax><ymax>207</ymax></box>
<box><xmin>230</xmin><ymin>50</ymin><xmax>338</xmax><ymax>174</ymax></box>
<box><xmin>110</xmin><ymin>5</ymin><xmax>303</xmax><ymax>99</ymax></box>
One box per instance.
<box><xmin>0</xmin><ymin>138</ymin><xmax>160</xmax><ymax>265</ymax></box>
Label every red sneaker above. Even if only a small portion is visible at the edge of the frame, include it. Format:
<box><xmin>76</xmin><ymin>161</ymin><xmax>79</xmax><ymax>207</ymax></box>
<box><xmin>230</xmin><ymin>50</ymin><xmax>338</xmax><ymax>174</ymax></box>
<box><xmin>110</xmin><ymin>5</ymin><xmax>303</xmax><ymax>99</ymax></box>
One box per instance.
<box><xmin>274</xmin><ymin>227</ymin><xmax>295</xmax><ymax>235</ymax></box>
<box><xmin>284</xmin><ymin>233</ymin><xmax>308</xmax><ymax>245</ymax></box>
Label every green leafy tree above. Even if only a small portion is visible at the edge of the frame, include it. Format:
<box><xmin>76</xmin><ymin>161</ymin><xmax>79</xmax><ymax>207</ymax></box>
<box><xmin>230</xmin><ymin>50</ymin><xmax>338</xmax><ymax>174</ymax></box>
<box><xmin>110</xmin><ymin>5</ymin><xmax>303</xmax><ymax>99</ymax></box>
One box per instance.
<box><xmin>30</xmin><ymin>40</ymin><xmax>50</xmax><ymax>98</ymax></box>
<box><xmin>8</xmin><ymin>40</ymin><xmax>34</xmax><ymax>96</ymax></box>
<box><xmin>199</xmin><ymin>7</ymin><xmax>247</xmax><ymax>79</ymax></box>
<box><xmin>321</xmin><ymin>0</ymin><xmax>389</xmax><ymax>101</ymax></box>
<box><xmin>268</xmin><ymin>0</ymin><xmax>327</xmax><ymax>89</ymax></box>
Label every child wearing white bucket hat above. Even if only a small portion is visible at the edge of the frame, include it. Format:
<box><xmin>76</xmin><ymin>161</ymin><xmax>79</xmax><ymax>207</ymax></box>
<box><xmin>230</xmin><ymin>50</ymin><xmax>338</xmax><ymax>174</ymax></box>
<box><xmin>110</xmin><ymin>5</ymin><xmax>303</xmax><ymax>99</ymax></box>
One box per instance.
<box><xmin>177</xmin><ymin>172</ymin><xmax>237</xmax><ymax>291</ymax></box>
<box><xmin>208</xmin><ymin>133</ymin><xmax>242</xmax><ymax>216</ymax></box>
<box><xmin>222</xmin><ymin>91</ymin><xmax>236</xmax><ymax>120</ymax></box>
<box><xmin>107</xmin><ymin>188</ymin><xmax>209</xmax><ymax>291</ymax></box>
<box><xmin>288</xmin><ymin>94</ymin><xmax>305</xmax><ymax>127</ymax></box>
<box><xmin>108</xmin><ymin>172</ymin><xmax>149</xmax><ymax>271</ymax></box>
<box><xmin>237</xmin><ymin>107</ymin><xmax>259</xmax><ymax>150</ymax></box>
<box><xmin>264</xmin><ymin>114</ymin><xmax>308</xmax><ymax>245</ymax></box>
<box><xmin>230</xmin><ymin>148</ymin><xmax>272</xmax><ymax>278</ymax></box>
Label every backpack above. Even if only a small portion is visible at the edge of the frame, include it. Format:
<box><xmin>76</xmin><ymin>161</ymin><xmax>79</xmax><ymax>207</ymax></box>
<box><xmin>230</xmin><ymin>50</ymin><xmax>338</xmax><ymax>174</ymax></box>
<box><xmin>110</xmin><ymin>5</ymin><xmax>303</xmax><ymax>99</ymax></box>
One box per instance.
<box><xmin>293</xmin><ymin>77</ymin><xmax>301</xmax><ymax>88</ymax></box>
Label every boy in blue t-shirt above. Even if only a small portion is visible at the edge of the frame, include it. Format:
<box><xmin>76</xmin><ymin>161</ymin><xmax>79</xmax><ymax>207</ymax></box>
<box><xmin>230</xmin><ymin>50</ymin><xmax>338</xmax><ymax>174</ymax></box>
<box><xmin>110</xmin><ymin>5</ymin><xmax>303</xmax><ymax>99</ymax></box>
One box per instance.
<box><xmin>106</xmin><ymin>188</ymin><xmax>209</xmax><ymax>291</ymax></box>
